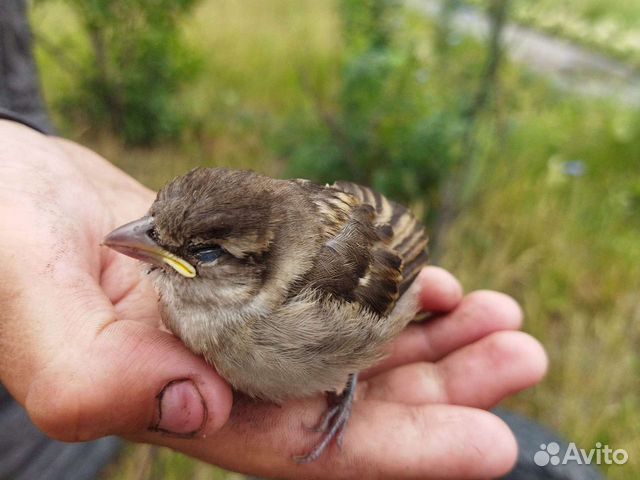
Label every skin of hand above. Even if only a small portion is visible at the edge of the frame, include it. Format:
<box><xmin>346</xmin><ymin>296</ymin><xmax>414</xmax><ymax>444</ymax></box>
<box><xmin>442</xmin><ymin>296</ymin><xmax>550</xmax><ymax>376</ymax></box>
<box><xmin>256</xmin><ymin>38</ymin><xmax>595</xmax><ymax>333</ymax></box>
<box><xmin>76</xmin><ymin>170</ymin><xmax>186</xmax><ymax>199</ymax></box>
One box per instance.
<box><xmin>0</xmin><ymin>120</ymin><xmax>548</xmax><ymax>479</ymax></box>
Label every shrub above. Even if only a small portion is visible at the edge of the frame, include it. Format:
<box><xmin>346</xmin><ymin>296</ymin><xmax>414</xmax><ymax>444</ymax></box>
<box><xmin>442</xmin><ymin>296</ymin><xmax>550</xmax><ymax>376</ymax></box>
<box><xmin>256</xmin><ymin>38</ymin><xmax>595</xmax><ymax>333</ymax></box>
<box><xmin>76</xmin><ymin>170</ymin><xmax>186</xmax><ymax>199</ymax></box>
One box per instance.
<box><xmin>274</xmin><ymin>0</ymin><xmax>462</xmax><ymax>221</ymax></box>
<box><xmin>53</xmin><ymin>0</ymin><xmax>201</xmax><ymax>145</ymax></box>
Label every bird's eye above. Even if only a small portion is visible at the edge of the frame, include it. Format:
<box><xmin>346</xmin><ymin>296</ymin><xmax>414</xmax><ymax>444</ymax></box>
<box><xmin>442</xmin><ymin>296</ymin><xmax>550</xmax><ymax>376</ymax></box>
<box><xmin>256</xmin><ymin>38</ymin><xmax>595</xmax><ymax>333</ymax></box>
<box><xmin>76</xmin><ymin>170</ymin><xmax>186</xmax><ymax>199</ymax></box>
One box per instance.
<box><xmin>147</xmin><ymin>227</ymin><xmax>159</xmax><ymax>242</ymax></box>
<box><xmin>191</xmin><ymin>245</ymin><xmax>225</xmax><ymax>264</ymax></box>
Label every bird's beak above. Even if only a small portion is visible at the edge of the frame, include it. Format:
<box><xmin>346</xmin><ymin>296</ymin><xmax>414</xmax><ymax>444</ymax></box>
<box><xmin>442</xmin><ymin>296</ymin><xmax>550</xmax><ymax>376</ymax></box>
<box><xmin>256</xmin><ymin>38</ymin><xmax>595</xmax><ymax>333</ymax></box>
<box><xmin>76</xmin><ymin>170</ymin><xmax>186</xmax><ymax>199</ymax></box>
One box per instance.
<box><xmin>103</xmin><ymin>216</ymin><xmax>197</xmax><ymax>278</ymax></box>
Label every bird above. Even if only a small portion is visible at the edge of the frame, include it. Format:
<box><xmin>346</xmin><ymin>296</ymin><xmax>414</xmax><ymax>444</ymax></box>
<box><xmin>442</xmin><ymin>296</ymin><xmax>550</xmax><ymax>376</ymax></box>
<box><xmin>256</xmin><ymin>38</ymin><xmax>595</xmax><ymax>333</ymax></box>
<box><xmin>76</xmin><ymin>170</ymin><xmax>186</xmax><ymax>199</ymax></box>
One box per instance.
<box><xmin>103</xmin><ymin>167</ymin><xmax>429</xmax><ymax>463</ymax></box>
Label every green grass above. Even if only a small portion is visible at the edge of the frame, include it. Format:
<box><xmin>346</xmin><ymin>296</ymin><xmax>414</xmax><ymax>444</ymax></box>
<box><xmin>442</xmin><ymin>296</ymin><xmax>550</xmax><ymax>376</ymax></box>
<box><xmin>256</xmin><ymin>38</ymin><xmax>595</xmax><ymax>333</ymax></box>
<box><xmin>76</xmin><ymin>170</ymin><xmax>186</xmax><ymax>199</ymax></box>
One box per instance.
<box><xmin>440</xmin><ymin>92</ymin><xmax>640</xmax><ymax>478</ymax></box>
<box><xmin>30</xmin><ymin>1</ymin><xmax>640</xmax><ymax>478</ymax></box>
<box><xmin>101</xmin><ymin>444</ymin><xmax>240</xmax><ymax>480</ymax></box>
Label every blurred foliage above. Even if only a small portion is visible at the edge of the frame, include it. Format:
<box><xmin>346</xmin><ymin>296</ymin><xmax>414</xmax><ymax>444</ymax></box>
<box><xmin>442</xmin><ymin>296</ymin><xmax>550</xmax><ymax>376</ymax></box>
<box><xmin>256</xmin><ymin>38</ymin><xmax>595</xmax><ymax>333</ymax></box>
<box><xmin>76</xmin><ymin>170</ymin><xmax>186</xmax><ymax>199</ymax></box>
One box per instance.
<box><xmin>35</xmin><ymin>0</ymin><xmax>202</xmax><ymax>145</ymax></box>
<box><xmin>102</xmin><ymin>444</ymin><xmax>238</xmax><ymax>480</ymax></box>
<box><xmin>442</xmin><ymin>91</ymin><xmax>640</xmax><ymax>479</ymax></box>
<box><xmin>470</xmin><ymin>0</ymin><xmax>640</xmax><ymax>66</ymax></box>
<box><xmin>273</xmin><ymin>0</ymin><xmax>463</xmax><ymax>217</ymax></box>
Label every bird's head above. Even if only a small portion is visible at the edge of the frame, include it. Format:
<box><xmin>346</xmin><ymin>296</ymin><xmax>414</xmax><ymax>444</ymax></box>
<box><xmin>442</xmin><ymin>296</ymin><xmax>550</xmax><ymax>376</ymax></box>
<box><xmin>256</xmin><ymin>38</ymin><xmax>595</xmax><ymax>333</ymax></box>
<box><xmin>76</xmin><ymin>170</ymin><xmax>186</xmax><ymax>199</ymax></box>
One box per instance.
<box><xmin>103</xmin><ymin>168</ymin><xmax>292</xmax><ymax>307</ymax></box>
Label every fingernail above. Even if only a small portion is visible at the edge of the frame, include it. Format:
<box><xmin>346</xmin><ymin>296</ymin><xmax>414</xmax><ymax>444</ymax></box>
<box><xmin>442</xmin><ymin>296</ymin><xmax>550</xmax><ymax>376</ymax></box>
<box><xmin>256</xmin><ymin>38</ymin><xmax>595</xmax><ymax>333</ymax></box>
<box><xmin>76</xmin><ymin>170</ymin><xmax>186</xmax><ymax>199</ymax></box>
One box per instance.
<box><xmin>150</xmin><ymin>379</ymin><xmax>207</xmax><ymax>437</ymax></box>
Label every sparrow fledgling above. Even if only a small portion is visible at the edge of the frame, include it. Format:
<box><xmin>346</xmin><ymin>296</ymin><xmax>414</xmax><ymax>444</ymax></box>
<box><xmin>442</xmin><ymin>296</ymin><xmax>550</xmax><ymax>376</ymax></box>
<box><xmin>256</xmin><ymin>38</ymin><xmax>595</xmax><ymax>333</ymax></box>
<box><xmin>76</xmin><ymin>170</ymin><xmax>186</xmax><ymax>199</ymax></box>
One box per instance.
<box><xmin>104</xmin><ymin>167</ymin><xmax>428</xmax><ymax>462</ymax></box>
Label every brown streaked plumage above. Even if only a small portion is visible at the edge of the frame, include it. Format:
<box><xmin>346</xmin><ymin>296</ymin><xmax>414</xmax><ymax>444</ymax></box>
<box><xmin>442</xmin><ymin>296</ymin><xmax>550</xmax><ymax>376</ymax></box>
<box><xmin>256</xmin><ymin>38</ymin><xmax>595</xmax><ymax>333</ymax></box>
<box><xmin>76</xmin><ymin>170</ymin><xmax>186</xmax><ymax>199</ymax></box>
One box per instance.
<box><xmin>103</xmin><ymin>167</ymin><xmax>429</xmax><ymax>463</ymax></box>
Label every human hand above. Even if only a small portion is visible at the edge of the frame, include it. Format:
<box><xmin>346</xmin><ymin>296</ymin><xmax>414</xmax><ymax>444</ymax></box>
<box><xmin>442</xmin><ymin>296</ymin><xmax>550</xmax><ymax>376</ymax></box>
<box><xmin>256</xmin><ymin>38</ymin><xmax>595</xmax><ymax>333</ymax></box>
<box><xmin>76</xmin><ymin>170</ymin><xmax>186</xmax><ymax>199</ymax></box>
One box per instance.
<box><xmin>0</xmin><ymin>120</ymin><xmax>232</xmax><ymax>440</ymax></box>
<box><xmin>0</xmin><ymin>120</ymin><xmax>547</xmax><ymax>479</ymax></box>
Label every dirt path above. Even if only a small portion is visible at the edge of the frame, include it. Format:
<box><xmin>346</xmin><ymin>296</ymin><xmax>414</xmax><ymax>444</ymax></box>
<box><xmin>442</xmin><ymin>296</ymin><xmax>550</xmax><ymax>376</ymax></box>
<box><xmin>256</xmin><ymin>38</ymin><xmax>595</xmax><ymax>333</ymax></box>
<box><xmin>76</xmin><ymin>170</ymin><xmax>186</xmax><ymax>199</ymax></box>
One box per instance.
<box><xmin>411</xmin><ymin>0</ymin><xmax>640</xmax><ymax>107</ymax></box>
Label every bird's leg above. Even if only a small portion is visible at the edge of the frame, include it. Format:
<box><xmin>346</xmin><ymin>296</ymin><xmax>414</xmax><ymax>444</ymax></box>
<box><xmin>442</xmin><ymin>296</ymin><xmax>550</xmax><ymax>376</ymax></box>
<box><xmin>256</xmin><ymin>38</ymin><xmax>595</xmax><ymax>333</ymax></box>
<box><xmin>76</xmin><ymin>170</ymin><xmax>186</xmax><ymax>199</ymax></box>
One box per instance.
<box><xmin>294</xmin><ymin>373</ymin><xmax>358</xmax><ymax>464</ymax></box>
<box><xmin>303</xmin><ymin>390</ymin><xmax>342</xmax><ymax>433</ymax></box>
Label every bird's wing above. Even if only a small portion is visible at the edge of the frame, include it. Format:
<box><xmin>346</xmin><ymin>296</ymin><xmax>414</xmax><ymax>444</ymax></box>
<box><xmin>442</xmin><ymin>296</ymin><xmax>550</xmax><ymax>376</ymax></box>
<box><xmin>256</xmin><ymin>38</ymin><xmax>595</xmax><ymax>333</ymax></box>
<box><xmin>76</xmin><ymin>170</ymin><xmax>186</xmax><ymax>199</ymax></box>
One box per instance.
<box><xmin>332</xmin><ymin>181</ymin><xmax>429</xmax><ymax>297</ymax></box>
<box><xmin>293</xmin><ymin>180</ymin><xmax>428</xmax><ymax>316</ymax></box>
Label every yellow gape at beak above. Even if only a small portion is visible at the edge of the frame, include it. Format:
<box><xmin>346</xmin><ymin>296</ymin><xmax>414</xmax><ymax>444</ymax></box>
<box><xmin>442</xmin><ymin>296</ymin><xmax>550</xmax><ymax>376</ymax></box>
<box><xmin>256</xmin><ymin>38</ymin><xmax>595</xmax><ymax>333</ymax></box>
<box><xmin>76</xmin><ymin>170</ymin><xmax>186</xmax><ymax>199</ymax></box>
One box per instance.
<box><xmin>103</xmin><ymin>216</ymin><xmax>196</xmax><ymax>278</ymax></box>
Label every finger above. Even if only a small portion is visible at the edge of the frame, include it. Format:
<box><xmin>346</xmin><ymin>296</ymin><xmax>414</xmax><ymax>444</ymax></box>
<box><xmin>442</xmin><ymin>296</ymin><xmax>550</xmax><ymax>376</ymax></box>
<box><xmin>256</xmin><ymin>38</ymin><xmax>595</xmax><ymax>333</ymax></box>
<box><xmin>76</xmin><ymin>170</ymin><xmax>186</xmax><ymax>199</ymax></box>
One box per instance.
<box><xmin>417</xmin><ymin>266</ymin><xmax>463</xmax><ymax>312</ymax></box>
<box><xmin>364</xmin><ymin>290</ymin><xmax>523</xmax><ymax>378</ymax></box>
<box><xmin>101</xmin><ymin>253</ymin><xmax>165</xmax><ymax>327</ymax></box>
<box><xmin>361</xmin><ymin>331</ymin><xmax>548</xmax><ymax>408</ymax></box>
<box><xmin>149</xmin><ymin>401</ymin><xmax>517</xmax><ymax>479</ymax></box>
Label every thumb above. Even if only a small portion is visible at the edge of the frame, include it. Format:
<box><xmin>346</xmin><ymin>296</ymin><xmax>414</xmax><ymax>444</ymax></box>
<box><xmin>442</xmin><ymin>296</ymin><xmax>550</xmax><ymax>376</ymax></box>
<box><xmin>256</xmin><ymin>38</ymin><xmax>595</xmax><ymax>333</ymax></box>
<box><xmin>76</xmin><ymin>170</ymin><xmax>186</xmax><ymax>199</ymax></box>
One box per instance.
<box><xmin>3</xmin><ymin>271</ymin><xmax>232</xmax><ymax>442</ymax></box>
<box><xmin>28</xmin><ymin>319</ymin><xmax>232</xmax><ymax>442</ymax></box>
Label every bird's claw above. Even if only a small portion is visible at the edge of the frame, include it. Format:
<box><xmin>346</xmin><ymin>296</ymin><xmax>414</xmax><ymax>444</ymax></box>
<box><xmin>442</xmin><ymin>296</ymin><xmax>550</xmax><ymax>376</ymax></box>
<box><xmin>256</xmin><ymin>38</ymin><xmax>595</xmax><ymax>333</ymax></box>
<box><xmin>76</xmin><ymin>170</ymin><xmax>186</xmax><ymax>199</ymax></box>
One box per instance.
<box><xmin>294</xmin><ymin>373</ymin><xmax>358</xmax><ymax>463</ymax></box>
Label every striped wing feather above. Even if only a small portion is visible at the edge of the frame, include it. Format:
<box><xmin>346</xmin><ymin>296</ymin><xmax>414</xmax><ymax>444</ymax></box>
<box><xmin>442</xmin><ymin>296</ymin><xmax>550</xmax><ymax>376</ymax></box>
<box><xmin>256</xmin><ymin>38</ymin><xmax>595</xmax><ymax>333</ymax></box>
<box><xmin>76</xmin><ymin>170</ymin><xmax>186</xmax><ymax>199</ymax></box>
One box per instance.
<box><xmin>293</xmin><ymin>178</ymin><xmax>428</xmax><ymax>317</ymax></box>
<box><xmin>332</xmin><ymin>181</ymin><xmax>429</xmax><ymax>297</ymax></box>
